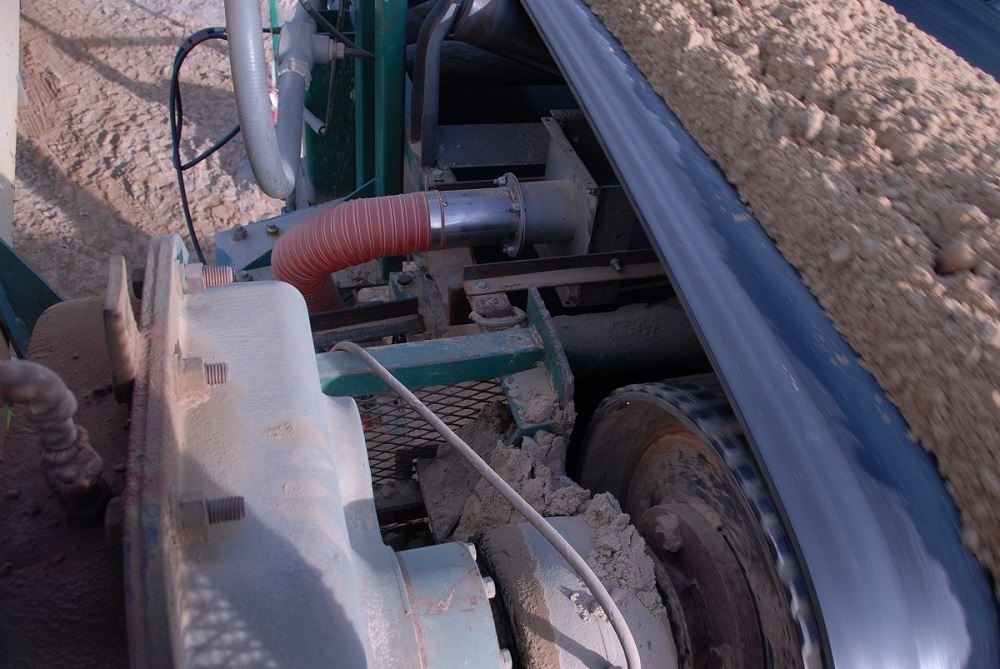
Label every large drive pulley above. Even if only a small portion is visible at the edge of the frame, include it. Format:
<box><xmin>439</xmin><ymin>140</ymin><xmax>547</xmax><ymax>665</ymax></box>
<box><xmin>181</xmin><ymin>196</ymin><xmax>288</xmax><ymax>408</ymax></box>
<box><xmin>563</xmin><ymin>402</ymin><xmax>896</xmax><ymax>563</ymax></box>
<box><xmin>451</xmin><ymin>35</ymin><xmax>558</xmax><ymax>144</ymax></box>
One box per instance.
<box><xmin>579</xmin><ymin>375</ymin><xmax>823</xmax><ymax>669</ymax></box>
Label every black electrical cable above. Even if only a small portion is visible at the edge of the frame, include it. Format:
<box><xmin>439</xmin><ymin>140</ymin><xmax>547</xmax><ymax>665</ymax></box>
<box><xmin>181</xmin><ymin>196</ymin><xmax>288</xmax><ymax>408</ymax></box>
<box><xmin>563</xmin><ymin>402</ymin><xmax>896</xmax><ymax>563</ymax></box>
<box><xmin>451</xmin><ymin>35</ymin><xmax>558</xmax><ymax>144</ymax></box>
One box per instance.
<box><xmin>297</xmin><ymin>0</ymin><xmax>375</xmax><ymax>60</ymax></box>
<box><xmin>170</xmin><ymin>27</ymin><xmax>232</xmax><ymax>263</ymax></box>
<box><xmin>170</xmin><ymin>26</ymin><xmax>280</xmax><ymax>263</ymax></box>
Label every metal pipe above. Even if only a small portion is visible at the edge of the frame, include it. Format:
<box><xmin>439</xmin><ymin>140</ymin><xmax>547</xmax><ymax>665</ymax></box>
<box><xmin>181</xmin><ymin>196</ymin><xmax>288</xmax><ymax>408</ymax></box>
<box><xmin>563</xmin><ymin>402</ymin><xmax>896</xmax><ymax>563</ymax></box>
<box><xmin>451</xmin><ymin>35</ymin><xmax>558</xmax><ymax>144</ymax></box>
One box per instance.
<box><xmin>0</xmin><ymin>359</ymin><xmax>105</xmax><ymax>503</ymax></box>
<box><xmin>225</xmin><ymin>0</ymin><xmax>314</xmax><ymax>199</ymax></box>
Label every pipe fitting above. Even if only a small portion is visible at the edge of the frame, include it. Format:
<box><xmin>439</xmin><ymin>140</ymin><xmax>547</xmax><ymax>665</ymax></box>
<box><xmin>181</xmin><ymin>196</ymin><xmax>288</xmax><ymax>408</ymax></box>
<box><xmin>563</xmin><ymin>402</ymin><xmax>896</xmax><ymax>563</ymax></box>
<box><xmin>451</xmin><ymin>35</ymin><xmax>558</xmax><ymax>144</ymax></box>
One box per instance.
<box><xmin>312</xmin><ymin>34</ymin><xmax>345</xmax><ymax>64</ymax></box>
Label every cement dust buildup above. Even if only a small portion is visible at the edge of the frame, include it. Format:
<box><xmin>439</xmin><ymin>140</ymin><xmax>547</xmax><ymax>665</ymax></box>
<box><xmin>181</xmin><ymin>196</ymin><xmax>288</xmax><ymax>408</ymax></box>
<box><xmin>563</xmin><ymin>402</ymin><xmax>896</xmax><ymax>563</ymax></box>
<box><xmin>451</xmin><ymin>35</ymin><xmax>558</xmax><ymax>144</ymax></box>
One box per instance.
<box><xmin>584</xmin><ymin>0</ymin><xmax>1000</xmax><ymax>595</ymax></box>
<box><xmin>451</xmin><ymin>429</ymin><xmax>665</xmax><ymax>617</ymax></box>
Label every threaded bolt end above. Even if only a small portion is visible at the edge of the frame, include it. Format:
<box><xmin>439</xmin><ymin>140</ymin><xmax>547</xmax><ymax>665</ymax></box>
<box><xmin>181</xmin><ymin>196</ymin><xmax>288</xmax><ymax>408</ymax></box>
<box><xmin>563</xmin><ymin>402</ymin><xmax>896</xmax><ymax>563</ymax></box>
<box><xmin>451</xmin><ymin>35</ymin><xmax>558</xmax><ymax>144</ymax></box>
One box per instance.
<box><xmin>206</xmin><ymin>496</ymin><xmax>245</xmax><ymax>524</ymax></box>
<box><xmin>203</xmin><ymin>265</ymin><xmax>236</xmax><ymax>287</ymax></box>
<box><xmin>204</xmin><ymin>362</ymin><xmax>229</xmax><ymax>386</ymax></box>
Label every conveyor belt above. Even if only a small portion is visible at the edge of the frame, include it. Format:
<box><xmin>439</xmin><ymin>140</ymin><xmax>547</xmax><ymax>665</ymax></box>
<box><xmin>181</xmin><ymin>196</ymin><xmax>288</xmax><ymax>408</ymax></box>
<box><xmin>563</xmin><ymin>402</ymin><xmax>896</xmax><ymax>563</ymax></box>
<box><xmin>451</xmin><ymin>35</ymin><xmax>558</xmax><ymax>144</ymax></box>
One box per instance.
<box><xmin>521</xmin><ymin>0</ymin><xmax>1000</xmax><ymax>666</ymax></box>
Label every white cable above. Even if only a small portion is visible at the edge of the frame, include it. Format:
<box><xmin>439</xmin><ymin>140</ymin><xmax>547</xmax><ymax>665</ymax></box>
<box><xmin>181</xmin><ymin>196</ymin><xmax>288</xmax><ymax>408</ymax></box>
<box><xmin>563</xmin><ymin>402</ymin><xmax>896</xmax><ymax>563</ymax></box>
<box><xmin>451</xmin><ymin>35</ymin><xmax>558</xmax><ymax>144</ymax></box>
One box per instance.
<box><xmin>333</xmin><ymin>341</ymin><xmax>642</xmax><ymax>669</ymax></box>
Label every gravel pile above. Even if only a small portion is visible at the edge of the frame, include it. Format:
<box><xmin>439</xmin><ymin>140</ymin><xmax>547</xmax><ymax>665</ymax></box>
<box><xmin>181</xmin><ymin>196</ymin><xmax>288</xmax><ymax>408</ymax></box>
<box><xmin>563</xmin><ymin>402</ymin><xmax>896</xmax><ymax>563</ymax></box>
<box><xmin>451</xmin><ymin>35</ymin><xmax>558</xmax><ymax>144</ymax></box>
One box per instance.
<box><xmin>585</xmin><ymin>0</ymin><xmax>1000</xmax><ymax>596</ymax></box>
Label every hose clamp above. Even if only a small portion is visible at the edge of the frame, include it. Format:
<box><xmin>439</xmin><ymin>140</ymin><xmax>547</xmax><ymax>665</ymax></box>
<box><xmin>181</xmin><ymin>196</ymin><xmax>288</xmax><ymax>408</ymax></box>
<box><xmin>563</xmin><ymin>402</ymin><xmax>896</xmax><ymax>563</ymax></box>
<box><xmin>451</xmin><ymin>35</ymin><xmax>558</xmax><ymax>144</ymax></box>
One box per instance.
<box><xmin>426</xmin><ymin>191</ymin><xmax>446</xmax><ymax>250</ymax></box>
<box><xmin>277</xmin><ymin>56</ymin><xmax>312</xmax><ymax>89</ymax></box>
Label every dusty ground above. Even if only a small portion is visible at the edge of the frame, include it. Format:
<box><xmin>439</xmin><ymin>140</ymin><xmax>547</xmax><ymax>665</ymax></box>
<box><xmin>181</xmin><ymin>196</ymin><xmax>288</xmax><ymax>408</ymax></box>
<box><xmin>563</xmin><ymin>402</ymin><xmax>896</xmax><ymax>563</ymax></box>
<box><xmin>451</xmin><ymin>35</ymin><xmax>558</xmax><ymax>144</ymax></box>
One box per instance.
<box><xmin>13</xmin><ymin>0</ymin><xmax>281</xmax><ymax>298</ymax></box>
<box><xmin>585</xmin><ymin>0</ymin><xmax>1000</xmax><ymax>596</ymax></box>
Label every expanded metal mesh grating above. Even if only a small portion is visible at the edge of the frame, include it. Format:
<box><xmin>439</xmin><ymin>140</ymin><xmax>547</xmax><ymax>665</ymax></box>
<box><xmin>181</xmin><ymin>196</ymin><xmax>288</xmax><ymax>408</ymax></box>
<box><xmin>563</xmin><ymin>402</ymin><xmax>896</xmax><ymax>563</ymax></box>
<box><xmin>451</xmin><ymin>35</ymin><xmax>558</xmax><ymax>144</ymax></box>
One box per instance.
<box><xmin>358</xmin><ymin>379</ymin><xmax>505</xmax><ymax>483</ymax></box>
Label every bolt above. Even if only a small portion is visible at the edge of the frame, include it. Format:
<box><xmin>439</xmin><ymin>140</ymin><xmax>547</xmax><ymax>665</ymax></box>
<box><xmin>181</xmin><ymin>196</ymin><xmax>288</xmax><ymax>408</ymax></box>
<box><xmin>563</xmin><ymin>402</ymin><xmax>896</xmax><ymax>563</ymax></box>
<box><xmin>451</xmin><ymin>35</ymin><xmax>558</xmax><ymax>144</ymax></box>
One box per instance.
<box><xmin>236</xmin><ymin>269</ymin><xmax>252</xmax><ymax>282</ymax></box>
<box><xmin>500</xmin><ymin>649</ymin><xmax>514</xmax><ymax>669</ymax></box>
<box><xmin>610</xmin><ymin>257</ymin><xmax>622</xmax><ymax>272</ymax></box>
<box><xmin>265</xmin><ymin>223</ymin><xmax>280</xmax><ymax>236</ymax></box>
<box><xmin>503</xmin><ymin>244</ymin><xmax>517</xmax><ymax>257</ymax></box>
<box><xmin>431</xmin><ymin>168</ymin><xmax>445</xmax><ymax>181</ymax></box>
<box><xmin>476</xmin><ymin>280</ymin><xmax>489</xmax><ymax>291</ymax></box>
<box><xmin>508</xmin><ymin>202</ymin><xmax>521</xmax><ymax>213</ymax></box>
<box><xmin>180</xmin><ymin>492</ymin><xmax>245</xmax><ymax>528</ymax></box>
<box><xmin>482</xmin><ymin>576</ymin><xmax>496</xmax><ymax>599</ymax></box>
<box><xmin>493</xmin><ymin>175</ymin><xmax>508</xmax><ymax>186</ymax></box>
<box><xmin>230</xmin><ymin>223</ymin><xmax>248</xmax><ymax>241</ymax></box>
<box><xmin>203</xmin><ymin>265</ymin><xmax>236</xmax><ymax>287</ymax></box>
<box><xmin>206</xmin><ymin>496</ymin><xmax>246</xmax><ymax>524</ymax></box>
<box><xmin>205</xmin><ymin>362</ymin><xmax>229</xmax><ymax>386</ymax></box>
<box><xmin>396</xmin><ymin>273</ymin><xmax>412</xmax><ymax>286</ymax></box>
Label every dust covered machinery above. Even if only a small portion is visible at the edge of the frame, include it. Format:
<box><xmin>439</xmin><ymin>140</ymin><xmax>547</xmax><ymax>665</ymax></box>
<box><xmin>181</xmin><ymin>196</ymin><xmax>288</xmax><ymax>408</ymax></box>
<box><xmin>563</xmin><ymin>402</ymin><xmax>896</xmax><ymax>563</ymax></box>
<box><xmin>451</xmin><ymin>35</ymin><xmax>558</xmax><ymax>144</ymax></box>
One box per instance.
<box><xmin>2</xmin><ymin>0</ymin><xmax>1000</xmax><ymax>668</ymax></box>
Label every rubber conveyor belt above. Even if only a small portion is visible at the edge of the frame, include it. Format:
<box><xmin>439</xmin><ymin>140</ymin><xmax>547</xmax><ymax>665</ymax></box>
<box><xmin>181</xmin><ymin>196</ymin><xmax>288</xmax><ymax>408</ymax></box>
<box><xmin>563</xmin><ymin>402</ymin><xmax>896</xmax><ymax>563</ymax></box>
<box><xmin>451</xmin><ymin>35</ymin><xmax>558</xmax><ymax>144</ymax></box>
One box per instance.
<box><xmin>520</xmin><ymin>0</ymin><xmax>1000</xmax><ymax>667</ymax></box>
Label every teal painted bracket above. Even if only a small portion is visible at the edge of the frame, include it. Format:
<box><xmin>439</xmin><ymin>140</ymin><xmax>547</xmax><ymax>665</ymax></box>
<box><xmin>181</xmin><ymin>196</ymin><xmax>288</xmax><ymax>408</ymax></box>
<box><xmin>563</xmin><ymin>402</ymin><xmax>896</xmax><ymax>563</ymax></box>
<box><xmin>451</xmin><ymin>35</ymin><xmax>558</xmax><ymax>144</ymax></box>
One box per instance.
<box><xmin>524</xmin><ymin>287</ymin><xmax>573</xmax><ymax>410</ymax></box>
<box><xmin>0</xmin><ymin>239</ymin><xmax>62</xmax><ymax>358</ymax></box>
<box><xmin>501</xmin><ymin>289</ymin><xmax>575</xmax><ymax>438</ymax></box>
<box><xmin>317</xmin><ymin>288</ymin><xmax>576</xmax><ymax>440</ymax></box>
<box><xmin>317</xmin><ymin>328</ymin><xmax>545</xmax><ymax>396</ymax></box>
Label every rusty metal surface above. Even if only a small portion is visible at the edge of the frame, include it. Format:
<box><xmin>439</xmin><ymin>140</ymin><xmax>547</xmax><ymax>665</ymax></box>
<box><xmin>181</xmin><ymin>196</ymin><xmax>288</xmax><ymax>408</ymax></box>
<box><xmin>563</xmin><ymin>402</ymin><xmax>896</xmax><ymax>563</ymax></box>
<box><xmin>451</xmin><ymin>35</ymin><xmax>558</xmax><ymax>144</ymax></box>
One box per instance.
<box><xmin>580</xmin><ymin>377</ymin><xmax>821</xmax><ymax>668</ymax></box>
<box><xmin>0</xmin><ymin>297</ymin><xmax>130</xmax><ymax>668</ymax></box>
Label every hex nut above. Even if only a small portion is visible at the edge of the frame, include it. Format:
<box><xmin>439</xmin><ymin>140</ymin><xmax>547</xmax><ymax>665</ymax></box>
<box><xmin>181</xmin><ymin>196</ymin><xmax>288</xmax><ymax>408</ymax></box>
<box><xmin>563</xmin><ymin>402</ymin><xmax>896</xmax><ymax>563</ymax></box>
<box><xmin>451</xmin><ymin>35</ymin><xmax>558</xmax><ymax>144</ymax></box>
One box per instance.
<box><xmin>179</xmin><ymin>492</ymin><xmax>208</xmax><ymax>528</ymax></box>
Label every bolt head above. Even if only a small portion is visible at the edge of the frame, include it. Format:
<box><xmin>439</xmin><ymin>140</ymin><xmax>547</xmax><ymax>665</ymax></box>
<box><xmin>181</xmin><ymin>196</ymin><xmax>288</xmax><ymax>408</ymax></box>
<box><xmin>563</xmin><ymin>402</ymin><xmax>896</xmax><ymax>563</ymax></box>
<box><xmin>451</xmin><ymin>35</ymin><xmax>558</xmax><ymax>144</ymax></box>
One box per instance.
<box><xmin>476</xmin><ymin>280</ymin><xmax>489</xmax><ymax>290</ymax></box>
<box><xmin>396</xmin><ymin>273</ymin><xmax>413</xmax><ymax>286</ymax></box>
<box><xmin>431</xmin><ymin>168</ymin><xmax>444</xmax><ymax>181</ymax></box>
<box><xmin>265</xmin><ymin>223</ymin><xmax>280</xmax><ymax>236</ymax></box>
<box><xmin>230</xmin><ymin>223</ymin><xmax>248</xmax><ymax>241</ymax></box>
<box><xmin>493</xmin><ymin>175</ymin><xmax>508</xmax><ymax>186</ymax></box>
<box><xmin>503</xmin><ymin>244</ymin><xmax>517</xmax><ymax>257</ymax></box>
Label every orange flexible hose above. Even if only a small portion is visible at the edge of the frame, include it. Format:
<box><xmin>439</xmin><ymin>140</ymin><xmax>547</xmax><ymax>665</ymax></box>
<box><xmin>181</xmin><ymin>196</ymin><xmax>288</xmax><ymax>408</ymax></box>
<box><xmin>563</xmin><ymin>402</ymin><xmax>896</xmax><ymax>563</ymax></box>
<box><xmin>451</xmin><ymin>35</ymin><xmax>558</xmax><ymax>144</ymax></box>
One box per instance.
<box><xmin>272</xmin><ymin>192</ymin><xmax>431</xmax><ymax>312</ymax></box>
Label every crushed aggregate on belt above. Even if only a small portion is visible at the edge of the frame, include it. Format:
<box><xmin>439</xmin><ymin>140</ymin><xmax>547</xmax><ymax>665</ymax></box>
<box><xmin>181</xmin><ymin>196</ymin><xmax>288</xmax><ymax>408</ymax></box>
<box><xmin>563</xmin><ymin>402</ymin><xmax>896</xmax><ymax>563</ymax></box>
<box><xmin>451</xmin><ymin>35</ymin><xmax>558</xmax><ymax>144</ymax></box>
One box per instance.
<box><xmin>585</xmin><ymin>0</ymin><xmax>1000</xmax><ymax>598</ymax></box>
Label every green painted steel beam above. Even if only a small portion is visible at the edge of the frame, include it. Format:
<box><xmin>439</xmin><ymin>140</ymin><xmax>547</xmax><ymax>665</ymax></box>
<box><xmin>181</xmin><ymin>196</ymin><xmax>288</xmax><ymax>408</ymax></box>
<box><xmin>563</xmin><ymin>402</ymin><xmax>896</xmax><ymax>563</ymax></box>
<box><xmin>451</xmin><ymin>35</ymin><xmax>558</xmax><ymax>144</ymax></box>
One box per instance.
<box><xmin>373</xmin><ymin>0</ymin><xmax>407</xmax><ymax>196</ymax></box>
<box><xmin>354</xmin><ymin>0</ymin><xmax>376</xmax><ymax>191</ymax></box>
<box><xmin>317</xmin><ymin>328</ymin><xmax>545</xmax><ymax>396</ymax></box>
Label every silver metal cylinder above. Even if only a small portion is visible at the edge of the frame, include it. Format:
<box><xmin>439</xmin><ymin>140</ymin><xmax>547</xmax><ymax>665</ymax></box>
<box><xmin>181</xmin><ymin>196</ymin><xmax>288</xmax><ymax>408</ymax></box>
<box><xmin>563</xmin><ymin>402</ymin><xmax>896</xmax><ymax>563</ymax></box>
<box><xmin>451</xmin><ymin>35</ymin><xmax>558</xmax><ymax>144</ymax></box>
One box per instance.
<box><xmin>438</xmin><ymin>187</ymin><xmax>521</xmax><ymax>247</ymax></box>
<box><xmin>433</xmin><ymin>175</ymin><xmax>579</xmax><ymax>253</ymax></box>
<box><xmin>520</xmin><ymin>180</ymin><xmax>578</xmax><ymax>246</ymax></box>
